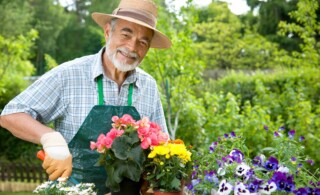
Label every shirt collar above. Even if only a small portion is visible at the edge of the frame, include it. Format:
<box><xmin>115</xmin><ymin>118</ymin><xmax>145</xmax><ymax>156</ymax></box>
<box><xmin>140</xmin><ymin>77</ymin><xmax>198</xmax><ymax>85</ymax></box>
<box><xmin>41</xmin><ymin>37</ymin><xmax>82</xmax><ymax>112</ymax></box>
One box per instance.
<box><xmin>92</xmin><ymin>47</ymin><xmax>140</xmax><ymax>88</ymax></box>
<box><xmin>92</xmin><ymin>47</ymin><xmax>105</xmax><ymax>81</ymax></box>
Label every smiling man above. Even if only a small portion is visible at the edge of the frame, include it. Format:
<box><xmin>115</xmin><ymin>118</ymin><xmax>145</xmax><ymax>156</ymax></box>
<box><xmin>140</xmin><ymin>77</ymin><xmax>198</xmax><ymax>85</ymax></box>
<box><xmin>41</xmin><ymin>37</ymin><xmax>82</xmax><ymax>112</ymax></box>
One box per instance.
<box><xmin>0</xmin><ymin>0</ymin><xmax>171</xmax><ymax>194</ymax></box>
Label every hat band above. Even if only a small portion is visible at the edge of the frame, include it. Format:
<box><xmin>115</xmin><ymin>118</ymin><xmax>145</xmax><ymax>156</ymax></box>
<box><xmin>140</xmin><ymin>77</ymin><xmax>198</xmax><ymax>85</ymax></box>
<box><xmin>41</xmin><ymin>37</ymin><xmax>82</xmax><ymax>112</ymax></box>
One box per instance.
<box><xmin>113</xmin><ymin>8</ymin><xmax>156</xmax><ymax>28</ymax></box>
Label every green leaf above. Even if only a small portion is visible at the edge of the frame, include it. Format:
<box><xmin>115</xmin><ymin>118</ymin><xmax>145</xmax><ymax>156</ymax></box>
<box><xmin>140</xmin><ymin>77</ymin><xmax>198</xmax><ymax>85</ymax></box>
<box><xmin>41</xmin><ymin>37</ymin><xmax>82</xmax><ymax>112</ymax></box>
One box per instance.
<box><xmin>170</xmin><ymin>177</ymin><xmax>181</xmax><ymax>191</ymax></box>
<box><xmin>262</xmin><ymin>147</ymin><xmax>276</xmax><ymax>152</ymax></box>
<box><xmin>128</xmin><ymin>131</ymin><xmax>140</xmax><ymax>144</ymax></box>
<box><xmin>105</xmin><ymin>163</ymin><xmax>120</xmax><ymax>191</ymax></box>
<box><xmin>127</xmin><ymin>145</ymin><xmax>146</xmax><ymax>168</ymax></box>
<box><xmin>113</xmin><ymin>160</ymin><xmax>142</xmax><ymax>182</ymax></box>
<box><xmin>111</xmin><ymin>136</ymin><xmax>132</xmax><ymax>160</ymax></box>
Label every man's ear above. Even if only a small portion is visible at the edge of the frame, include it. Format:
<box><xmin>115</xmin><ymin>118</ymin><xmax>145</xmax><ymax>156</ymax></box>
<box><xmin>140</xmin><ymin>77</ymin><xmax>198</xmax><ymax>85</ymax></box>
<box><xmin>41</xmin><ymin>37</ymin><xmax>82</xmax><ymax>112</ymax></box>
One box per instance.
<box><xmin>104</xmin><ymin>23</ymin><xmax>111</xmax><ymax>40</ymax></box>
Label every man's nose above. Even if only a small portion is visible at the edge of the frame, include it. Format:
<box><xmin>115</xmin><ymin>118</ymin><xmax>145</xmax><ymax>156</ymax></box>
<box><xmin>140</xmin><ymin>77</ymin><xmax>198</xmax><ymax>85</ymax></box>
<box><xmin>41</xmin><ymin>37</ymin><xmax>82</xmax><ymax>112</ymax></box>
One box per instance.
<box><xmin>126</xmin><ymin>38</ymin><xmax>138</xmax><ymax>52</ymax></box>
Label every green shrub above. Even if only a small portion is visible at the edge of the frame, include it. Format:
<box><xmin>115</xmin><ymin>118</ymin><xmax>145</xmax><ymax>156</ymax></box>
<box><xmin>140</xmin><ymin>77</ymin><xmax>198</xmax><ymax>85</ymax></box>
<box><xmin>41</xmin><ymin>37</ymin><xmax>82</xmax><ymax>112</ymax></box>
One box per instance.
<box><xmin>192</xmin><ymin>67</ymin><xmax>320</xmax><ymax>165</ymax></box>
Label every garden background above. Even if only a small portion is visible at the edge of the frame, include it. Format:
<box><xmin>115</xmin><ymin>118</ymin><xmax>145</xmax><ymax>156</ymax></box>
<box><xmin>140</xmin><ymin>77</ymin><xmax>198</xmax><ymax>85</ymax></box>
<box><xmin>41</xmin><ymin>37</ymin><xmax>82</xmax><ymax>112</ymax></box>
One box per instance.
<box><xmin>0</xmin><ymin>0</ymin><xmax>319</xmax><ymax>191</ymax></box>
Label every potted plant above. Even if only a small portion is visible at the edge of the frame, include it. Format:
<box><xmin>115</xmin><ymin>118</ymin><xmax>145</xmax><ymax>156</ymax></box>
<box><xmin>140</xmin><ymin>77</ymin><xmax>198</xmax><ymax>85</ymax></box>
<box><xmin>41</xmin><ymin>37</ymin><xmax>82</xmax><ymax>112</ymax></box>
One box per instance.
<box><xmin>144</xmin><ymin>139</ymin><xmax>193</xmax><ymax>195</ymax></box>
<box><xmin>90</xmin><ymin>114</ymin><xmax>169</xmax><ymax>194</ymax></box>
<box><xmin>185</xmin><ymin>127</ymin><xmax>319</xmax><ymax>195</ymax></box>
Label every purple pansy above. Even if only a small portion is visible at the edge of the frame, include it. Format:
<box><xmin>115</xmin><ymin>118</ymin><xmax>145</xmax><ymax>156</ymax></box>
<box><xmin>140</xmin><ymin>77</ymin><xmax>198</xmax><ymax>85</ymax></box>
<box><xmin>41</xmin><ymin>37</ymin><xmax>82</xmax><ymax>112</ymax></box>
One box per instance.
<box><xmin>274</xmin><ymin>131</ymin><xmax>280</xmax><ymax>137</ymax></box>
<box><xmin>264</xmin><ymin>125</ymin><xmax>269</xmax><ymax>131</ymax></box>
<box><xmin>264</xmin><ymin>156</ymin><xmax>279</xmax><ymax>171</ymax></box>
<box><xmin>253</xmin><ymin>154</ymin><xmax>265</xmax><ymax>167</ymax></box>
<box><xmin>229</xmin><ymin>149</ymin><xmax>244</xmax><ymax>163</ymax></box>
<box><xmin>306</xmin><ymin>159</ymin><xmax>314</xmax><ymax>166</ymax></box>
<box><xmin>288</xmin><ymin>130</ymin><xmax>296</xmax><ymax>139</ymax></box>
<box><xmin>299</xmin><ymin>136</ymin><xmax>305</xmax><ymax>142</ymax></box>
<box><xmin>278</xmin><ymin>126</ymin><xmax>285</xmax><ymax>131</ymax></box>
<box><xmin>271</xmin><ymin>171</ymin><xmax>295</xmax><ymax>192</ymax></box>
<box><xmin>209</xmin><ymin>141</ymin><xmax>218</xmax><ymax>153</ymax></box>
<box><xmin>230</xmin><ymin>131</ymin><xmax>236</xmax><ymax>138</ymax></box>
<box><xmin>204</xmin><ymin>171</ymin><xmax>218</xmax><ymax>183</ymax></box>
<box><xmin>187</xmin><ymin>178</ymin><xmax>201</xmax><ymax>190</ymax></box>
<box><xmin>293</xmin><ymin>187</ymin><xmax>308</xmax><ymax>195</ymax></box>
<box><xmin>248</xmin><ymin>178</ymin><xmax>263</xmax><ymax>193</ymax></box>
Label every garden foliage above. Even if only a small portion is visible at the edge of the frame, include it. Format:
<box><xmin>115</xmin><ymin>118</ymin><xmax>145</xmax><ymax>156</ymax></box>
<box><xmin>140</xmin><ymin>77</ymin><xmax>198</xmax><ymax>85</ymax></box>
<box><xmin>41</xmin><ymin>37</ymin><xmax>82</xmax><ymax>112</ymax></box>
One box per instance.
<box><xmin>199</xmin><ymin>67</ymin><xmax>320</xmax><ymax>166</ymax></box>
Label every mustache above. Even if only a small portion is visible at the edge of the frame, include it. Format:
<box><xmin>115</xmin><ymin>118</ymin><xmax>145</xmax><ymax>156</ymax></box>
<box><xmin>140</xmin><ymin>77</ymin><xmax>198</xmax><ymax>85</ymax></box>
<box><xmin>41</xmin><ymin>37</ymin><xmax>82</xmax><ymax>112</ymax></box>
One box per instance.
<box><xmin>117</xmin><ymin>47</ymin><xmax>139</xmax><ymax>60</ymax></box>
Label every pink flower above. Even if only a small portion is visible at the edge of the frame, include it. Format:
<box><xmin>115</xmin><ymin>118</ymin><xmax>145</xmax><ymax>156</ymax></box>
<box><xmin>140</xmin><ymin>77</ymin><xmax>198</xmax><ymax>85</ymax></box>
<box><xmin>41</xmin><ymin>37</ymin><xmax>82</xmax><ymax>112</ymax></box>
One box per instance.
<box><xmin>90</xmin><ymin>141</ymin><xmax>97</xmax><ymax>150</ymax></box>
<box><xmin>121</xmin><ymin>114</ymin><xmax>135</xmax><ymax>124</ymax></box>
<box><xmin>149</xmin><ymin>122</ymin><xmax>161</xmax><ymax>133</ymax></box>
<box><xmin>104</xmin><ymin>136</ymin><xmax>113</xmax><ymax>149</ymax></box>
<box><xmin>141</xmin><ymin>137</ymin><xmax>151</xmax><ymax>149</ymax></box>
<box><xmin>111</xmin><ymin>116</ymin><xmax>119</xmax><ymax>122</ymax></box>
<box><xmin>107</xmin><ymin>128</ymin><xmax>124</xmax><ymax>140</ymax></box>
<box><xmin>149</xmin><ymin>133</ymin><xmax>159</xmax><ymax>146</ymax></box>
<box><xmin>157</xmin><ymin>132</ymin><xmax>169</xmax><ymax>144</ymax></box>
<box><xmin>137</xmin><ymin>117</ymin><xmax>150</xmax><ymax>128</ymax></box>
<box><xmin>137</xmin><ymin>126</ymin><xmax>150</xmax><ymax>137</ymax></box>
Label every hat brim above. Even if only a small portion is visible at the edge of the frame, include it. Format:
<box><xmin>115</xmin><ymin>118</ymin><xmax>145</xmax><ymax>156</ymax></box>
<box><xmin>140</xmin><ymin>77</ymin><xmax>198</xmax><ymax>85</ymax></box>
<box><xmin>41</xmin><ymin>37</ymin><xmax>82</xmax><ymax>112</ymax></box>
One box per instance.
<box><xmin>92</xmin><ymin>12</ymin><xmax>172</xmax><ymax>49</ymax></box>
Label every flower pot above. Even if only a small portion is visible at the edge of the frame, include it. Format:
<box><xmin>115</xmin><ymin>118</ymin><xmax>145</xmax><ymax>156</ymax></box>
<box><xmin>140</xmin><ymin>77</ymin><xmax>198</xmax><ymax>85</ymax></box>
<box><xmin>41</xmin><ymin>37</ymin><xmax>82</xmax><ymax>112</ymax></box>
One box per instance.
<box><xmin>153</xmin><ymin>191</ymin><xmax>182</xmax><ymax>195</ymax></box>
<box><xmin>111</xmin><ymin>178</ymin><xmax>142</xmax><ymax>195</ymax></box>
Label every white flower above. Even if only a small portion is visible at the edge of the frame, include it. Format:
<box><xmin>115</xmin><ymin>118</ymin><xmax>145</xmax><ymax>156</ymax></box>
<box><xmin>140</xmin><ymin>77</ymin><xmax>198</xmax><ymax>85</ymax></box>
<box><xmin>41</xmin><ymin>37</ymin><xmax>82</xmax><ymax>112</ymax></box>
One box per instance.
<box><xmin>218</xmin><ymin>167</ymin><xmax>226</xmax><ymax>176</ymax></box>
<box><xmin>33</xmin><ymin>180</ymin><xmax>96</xmax><ymax>194</ymax></box>
<box><xmin>235</xmin><ymin>163</ymin><xmax>250</xmax><ymax>177</ymax></box>
<box><xmin>57</xmin><ymin>177</ymin><xmax>69</xmax><ymax>182</ymax></box>
<box><xmin>277</xmin><ymin>165</ymin><xmax>290</xmax><ymax>173</ymax></box>
<box><xmin>217</xmin><ymin>179</ymin><xmax>233</xmax><ymax>195</ymax></box>
<box><xmin>258</xmin><ymin>182</ymin><xmax>277</xmax><ymax>194</ymax></box>
<box><xmin>234</xmin><ymin>182</ymin><xmax>251</xmax><ymax>195</ymax></box>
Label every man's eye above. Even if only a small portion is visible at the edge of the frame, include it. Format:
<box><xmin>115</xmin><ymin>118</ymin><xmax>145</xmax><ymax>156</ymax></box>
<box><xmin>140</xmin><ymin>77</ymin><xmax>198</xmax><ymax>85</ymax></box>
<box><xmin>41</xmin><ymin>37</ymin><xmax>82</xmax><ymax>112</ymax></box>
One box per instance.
<box><xmin>140</xmin><ymin>41</ymin><xmax>149</xmax><ymax>47</ymax></box>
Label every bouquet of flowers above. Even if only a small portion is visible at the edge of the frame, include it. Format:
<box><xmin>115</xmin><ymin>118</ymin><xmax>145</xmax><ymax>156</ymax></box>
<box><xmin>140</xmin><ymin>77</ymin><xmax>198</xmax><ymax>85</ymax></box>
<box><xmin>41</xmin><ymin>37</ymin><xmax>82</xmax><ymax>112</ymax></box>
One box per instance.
<box><xmin>90</xmin><ymin>114</ymin><xmax>169</xmax><ymax>192</ymax></box>
<box><xmin>144</xmin><ymin>139</ymin><xmax>193</xmax><ymax>193</ymax></box>
<box><xmin>33</xmin><ymin>178</ymin><xmax>96</xmax><ymax>195</ymax></box>
<box><xmin>186</xmin><ymin>126</ymin><xmax>319</xmax><ymax>195</ymax></box>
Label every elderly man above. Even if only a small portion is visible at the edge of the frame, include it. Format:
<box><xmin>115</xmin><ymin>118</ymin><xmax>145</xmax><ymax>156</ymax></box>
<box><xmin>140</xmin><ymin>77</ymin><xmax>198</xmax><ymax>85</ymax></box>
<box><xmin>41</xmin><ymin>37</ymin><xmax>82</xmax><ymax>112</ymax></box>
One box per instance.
<box><xmin>0</xmin><ymin>0</ymin><xmax>171</xmax><ymax>194</ymax></box>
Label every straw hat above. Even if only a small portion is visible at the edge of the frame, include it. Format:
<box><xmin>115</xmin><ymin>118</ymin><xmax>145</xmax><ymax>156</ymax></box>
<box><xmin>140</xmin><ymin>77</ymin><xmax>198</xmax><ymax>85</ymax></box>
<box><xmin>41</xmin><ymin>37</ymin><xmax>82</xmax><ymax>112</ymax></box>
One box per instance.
<box><xmin>92</xmin><ymin>0</ymin><xmax>172</xmax><ymax>49</ymax></box>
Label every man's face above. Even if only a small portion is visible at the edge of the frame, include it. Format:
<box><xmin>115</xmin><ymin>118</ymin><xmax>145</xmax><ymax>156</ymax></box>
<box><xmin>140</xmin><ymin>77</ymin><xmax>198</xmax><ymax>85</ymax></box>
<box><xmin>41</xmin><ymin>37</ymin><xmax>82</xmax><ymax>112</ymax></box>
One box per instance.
<box><xmin>105</xmin><ymin>19</ymin><xmax>154</xmax><ymax>72</ymax></box>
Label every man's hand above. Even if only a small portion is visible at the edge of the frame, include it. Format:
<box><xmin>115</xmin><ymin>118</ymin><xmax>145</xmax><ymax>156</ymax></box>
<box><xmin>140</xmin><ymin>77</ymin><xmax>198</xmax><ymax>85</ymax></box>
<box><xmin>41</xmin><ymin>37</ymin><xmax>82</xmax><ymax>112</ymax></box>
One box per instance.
<box><xmin>40</xmin><ymin>132</ymin><xmax>72</xmax><ymax>180</ymax></box>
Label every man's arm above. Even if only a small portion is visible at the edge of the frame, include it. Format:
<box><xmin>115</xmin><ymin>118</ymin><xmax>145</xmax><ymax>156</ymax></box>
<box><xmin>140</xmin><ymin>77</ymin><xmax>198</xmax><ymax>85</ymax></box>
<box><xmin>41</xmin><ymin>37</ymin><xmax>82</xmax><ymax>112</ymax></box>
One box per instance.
<box><xmin>0</xmin><ymin>113</ymin><xmax>53</xmax><ymax>144</ymax></box>
<box><xmin>0</xmin><ymin>113</ymin><xmax>72</xmax><ymax>180</ymax></box>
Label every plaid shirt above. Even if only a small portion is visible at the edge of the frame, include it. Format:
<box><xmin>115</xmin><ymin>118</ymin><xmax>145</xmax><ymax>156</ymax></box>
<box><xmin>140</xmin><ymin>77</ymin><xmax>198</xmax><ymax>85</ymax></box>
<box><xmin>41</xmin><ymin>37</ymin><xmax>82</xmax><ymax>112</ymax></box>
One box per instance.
<box><xmin>1</xmin><ymin>48</ymin><xmax>167</xmax><ymax>142</ymax></box>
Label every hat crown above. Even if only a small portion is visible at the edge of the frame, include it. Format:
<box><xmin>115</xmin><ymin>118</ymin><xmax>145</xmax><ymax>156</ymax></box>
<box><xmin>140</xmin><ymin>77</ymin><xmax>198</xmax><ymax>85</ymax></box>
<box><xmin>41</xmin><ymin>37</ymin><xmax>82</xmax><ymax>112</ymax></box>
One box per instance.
<box><xmin>117</xmin><ymin>0</ymin><xmax>157</xmax><ymax>18</ymax></box>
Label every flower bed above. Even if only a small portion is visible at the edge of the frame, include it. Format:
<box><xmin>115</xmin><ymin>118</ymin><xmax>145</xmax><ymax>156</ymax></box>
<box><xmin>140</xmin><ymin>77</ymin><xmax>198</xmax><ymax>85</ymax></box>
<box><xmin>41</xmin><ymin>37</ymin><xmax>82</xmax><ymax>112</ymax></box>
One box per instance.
<box><xmin>186</xmin><ymin>126</ymin><xmax>319</xmax><ymax>194</ymax></box>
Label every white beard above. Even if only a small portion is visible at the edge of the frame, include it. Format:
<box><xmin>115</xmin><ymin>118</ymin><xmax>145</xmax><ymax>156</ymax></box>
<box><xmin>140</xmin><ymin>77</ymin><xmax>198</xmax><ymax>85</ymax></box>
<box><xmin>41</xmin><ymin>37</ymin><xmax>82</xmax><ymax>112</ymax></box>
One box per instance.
<box><xmin>105</xmin><ymin>37</ymin><xmax>140</xmax><ymax>72</ymax></box>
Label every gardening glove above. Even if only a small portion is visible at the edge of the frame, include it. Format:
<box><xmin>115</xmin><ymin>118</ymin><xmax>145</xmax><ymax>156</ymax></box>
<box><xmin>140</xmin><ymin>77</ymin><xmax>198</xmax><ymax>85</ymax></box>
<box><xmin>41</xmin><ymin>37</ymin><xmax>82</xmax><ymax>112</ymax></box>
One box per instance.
<box><xmin>40</xmin><ymin>131</ymin><xmax>72</xmax><ymax>181</ymax></box>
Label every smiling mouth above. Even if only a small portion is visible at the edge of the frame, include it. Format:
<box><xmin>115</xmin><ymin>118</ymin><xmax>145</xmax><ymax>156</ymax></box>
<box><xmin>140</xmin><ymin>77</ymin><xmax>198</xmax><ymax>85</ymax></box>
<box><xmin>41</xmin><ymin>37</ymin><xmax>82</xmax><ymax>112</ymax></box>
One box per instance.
<box><xmin>118</xmin><ymin>50</ymin><xmax>137</xmax><ymax>61</ymax></box>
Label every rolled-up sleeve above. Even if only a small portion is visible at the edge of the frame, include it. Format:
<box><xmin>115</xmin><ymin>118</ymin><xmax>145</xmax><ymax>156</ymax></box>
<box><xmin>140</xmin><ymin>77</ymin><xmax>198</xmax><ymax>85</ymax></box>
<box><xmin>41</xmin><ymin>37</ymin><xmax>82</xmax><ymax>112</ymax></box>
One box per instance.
<box><xmin>1</xmin><ymin>68</ymin><xmax>66</xmax><ymax>124</ymax></box>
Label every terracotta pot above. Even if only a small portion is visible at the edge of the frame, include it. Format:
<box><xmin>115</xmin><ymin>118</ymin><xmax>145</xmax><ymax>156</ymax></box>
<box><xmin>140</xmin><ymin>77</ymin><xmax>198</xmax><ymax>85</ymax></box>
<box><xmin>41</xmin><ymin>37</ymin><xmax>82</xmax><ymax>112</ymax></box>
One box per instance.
<box><xmin>153</xmin><ymin>191</ymin><xmax>182</xmax><ymax>195</ymax></box>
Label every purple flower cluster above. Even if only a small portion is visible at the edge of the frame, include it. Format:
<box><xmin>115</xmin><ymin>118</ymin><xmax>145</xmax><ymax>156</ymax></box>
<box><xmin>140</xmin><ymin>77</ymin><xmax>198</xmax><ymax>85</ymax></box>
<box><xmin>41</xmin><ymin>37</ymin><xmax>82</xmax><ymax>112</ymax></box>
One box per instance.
<box><xmin>186</xmin><ymin>128</ymin><xmax>319</xmax><ymax>195</ymax></box>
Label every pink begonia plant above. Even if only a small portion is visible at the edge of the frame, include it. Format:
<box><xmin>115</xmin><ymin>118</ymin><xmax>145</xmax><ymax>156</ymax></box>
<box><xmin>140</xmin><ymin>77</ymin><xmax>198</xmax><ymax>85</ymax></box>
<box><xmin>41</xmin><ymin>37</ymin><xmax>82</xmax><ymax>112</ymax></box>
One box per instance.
<box><xmin>90</xmin><ymin>114</ymin><xmax>170</xmax><ymax>192</ymax></box>
<box><xmin>90</xmin><ymin>114</ymin><xmax>169</xmax><ymax>152</ymax></box>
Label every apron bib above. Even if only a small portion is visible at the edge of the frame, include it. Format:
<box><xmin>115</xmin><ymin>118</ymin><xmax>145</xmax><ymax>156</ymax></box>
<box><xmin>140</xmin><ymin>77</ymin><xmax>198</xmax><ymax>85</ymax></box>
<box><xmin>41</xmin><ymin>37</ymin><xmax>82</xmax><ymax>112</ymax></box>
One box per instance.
<box><xmin>68</xmin><ymin>76</ymin><xmax>141</xmax><ymax>195</ymax></box>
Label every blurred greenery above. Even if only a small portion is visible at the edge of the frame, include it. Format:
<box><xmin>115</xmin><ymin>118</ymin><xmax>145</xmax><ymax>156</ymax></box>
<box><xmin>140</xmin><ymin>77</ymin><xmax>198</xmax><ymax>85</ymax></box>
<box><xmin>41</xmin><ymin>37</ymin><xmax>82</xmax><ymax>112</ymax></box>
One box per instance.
<box><xmin>0</xmin><ymin>193</ymin><xmax>33</xmax><ymax>195</ymax></box>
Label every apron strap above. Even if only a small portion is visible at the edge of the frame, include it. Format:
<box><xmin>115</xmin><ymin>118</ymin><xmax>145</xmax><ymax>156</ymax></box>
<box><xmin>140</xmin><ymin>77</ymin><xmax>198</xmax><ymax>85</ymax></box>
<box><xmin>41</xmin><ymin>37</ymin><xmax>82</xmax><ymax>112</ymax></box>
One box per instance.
<box><xmin>128</xmin><ymin>83</ymin><xmax>133</xmax><ymax>106</ymax></box>
<box><xmin>97</xmin><ymin>75</ymin><xmax>104</xmax><ymax>106</ymax></box>
<box><xmin>97</xmin><ymin>75</ymin><xmax>134</xmax><ymax>106</ymax></box>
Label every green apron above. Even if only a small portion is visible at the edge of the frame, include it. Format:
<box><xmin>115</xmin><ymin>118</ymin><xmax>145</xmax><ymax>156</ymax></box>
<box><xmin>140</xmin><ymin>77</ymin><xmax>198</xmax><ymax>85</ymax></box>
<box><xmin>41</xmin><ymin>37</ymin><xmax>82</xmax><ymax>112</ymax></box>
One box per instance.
<box><xmin>68</xmin><ymin>75</ymin><xmax>141</xmax><ymax>195</ymax></box>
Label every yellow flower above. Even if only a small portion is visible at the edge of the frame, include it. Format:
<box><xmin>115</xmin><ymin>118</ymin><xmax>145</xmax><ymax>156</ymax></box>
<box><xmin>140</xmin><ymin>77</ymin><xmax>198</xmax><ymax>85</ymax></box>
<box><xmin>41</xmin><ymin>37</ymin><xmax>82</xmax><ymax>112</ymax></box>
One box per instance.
<box><xmin>148</xmin><ymin>145</ymin><xmax>170</xmax><ymax>158</ymax></box>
